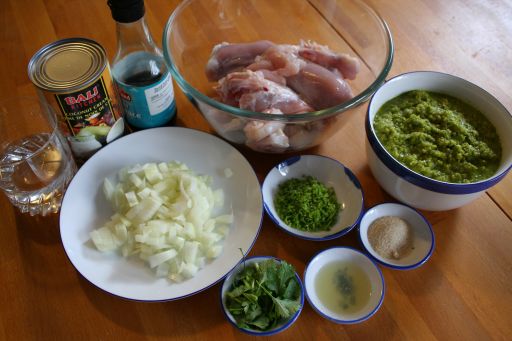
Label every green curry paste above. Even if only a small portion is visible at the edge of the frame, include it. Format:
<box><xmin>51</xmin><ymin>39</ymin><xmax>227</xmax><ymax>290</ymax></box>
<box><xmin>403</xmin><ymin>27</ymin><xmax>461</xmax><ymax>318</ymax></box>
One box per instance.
<box><xmin>373</xmin><ymin>90</ymin><xmax>501</xmax><ymax>183</ymax></box>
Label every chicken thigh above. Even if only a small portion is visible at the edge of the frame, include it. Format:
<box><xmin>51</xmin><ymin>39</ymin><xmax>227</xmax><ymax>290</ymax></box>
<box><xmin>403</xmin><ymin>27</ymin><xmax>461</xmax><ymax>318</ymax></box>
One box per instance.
<box><xmin>286</xmin><ymin>62</ymin><xmax>354</xmax><ymax>110</ymax></box>
<box><xmin>205</xmin><ymin>40</ymin><xmax>275</xmax><ymax>81</ymax></box>
<box><xmin>299</xmin><ymin>40</ymin><xmax>361</xmax><ymax>80</ymax></box>
<box><xmin>216</xmin><ymin>70</ymin><xmax>313</xmax><ymax>114</ymax></box>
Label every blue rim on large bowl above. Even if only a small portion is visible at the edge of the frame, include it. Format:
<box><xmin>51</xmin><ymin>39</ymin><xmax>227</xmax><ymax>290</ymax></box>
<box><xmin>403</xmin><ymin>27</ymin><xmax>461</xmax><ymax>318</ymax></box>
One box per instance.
<box><xmin>162</xmin><ymin>0</ymin><xmax>394</xmax><ymax>122</ymax></box>
<box><xmin>262</xmin><ymin>155</ymin><xmax>365</xmax><ymax>241</ymax></box>
<box><xmin>303</xmin><ymin>247</ymin><xmax>385</xmax><ymax>324</ymax></box>
<box><xmin>366</xmin><ymin>71</ymin><xmax>512</xmax><ymax>195</ymax></box>
<box><xmin>220</xmin><ymin>256</ymin><xmax>305</xmax><ymax>336</ymax></box>
<box><xmin>358</xmin><ymin>202</ymin><xmax>435</xmax><ymax>270</ymax></box>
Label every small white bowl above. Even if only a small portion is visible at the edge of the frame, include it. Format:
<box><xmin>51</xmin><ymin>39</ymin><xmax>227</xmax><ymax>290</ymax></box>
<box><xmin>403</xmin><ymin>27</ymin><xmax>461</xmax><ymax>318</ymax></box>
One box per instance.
<box><xmin>262</xmin><ymin>155</ymin><xmax>364</xmax><ymax>240</ymax></box>
<box><xmin>359</xmin><ymin>203</ymin><xmax>435</xmax><ymax>270</ymax></box>
<box><xmin>366</xmin><ymin>71</ymin><xmax>512</xmax><ymax>211</ymax></box>
<box><xmin>220</xmin><ymin>256</ymin><xmax>304</xmax><ymax>336</ymax></box>
<box><xmin>304</xmin><ymin>247</ymin><xmax>385</xmax><ymax>324</ymax></box>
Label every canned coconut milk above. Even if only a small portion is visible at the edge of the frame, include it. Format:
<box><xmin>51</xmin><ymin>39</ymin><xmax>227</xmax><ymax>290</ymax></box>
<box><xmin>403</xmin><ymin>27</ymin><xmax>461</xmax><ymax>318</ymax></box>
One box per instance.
<box><xmin>28</xmin><ymin>38</ymin><xmax>124</xmax><ymax>160</ymax></box>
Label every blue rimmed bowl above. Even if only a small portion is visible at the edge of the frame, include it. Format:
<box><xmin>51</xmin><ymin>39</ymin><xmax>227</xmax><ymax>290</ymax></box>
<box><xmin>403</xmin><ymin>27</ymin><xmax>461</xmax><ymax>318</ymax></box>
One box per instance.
<box><xmin>262</xmin><ymin>155</ymin><xmax>364</xmax><ymax>240</ymax></box>
<box><xmin>358</xmin><ymin>202</ymin><xmax>435</xmax><ymax>270</ymax></box>
<box><xmin>220</xmin><ymin>256</ymin><xmax>304</xmax><ymax>336</ymax></box>
<box><xmin>366</xmin><ymin>71</ymin><xmax>512</xmax><ymax>211</ymax></box>
<box><xmin>304</xmin><ymin>247</ymin><xmax>385</xmax><ymax>324</ymax></box>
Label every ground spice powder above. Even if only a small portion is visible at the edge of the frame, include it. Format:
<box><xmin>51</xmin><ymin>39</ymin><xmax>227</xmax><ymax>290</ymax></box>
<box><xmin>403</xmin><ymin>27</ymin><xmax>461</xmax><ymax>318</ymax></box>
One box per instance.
<box><xmin>368</xmin><ymin>216</ymin><xmax>413</xmax><ymax>259</ymax></box>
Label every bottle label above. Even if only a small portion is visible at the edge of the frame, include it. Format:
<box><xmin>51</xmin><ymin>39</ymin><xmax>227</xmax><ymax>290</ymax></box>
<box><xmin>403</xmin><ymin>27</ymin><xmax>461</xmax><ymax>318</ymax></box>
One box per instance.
<box><xmin>116</xmin><ymin>70</ymin><xmax>175</xmax><ymax>129</ymax></box>
<box><xmin>144</xmin><ymin>73</ymin><xmax>173</xmax><ymax>116</ymax></box>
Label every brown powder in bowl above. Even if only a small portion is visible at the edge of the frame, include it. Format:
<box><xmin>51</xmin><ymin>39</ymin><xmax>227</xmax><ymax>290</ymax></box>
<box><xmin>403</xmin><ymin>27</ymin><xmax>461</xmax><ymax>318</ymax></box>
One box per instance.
<box><xmin>367</xmin><ymin>216</ymin><xmax>413</xmax><ymax>259</ymax></box>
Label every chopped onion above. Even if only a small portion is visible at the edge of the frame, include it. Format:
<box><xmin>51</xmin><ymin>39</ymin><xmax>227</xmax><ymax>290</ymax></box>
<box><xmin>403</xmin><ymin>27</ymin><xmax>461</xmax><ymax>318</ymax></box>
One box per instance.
<box><xmin>90</xmin><ymin>161</ymin><xmax>233</xmax><ymax>282</ymax></box>
<box><xmin>224</xmin><ymin>168</ymin><xmax>233</xmax><ymax>178</ymax></box>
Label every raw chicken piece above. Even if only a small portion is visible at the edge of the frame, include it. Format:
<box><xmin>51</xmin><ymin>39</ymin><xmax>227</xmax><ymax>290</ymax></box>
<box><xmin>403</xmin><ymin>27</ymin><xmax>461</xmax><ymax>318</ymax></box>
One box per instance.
<box><xmin>257</xmin><ymin>69</ymin><xmax>286</xmax><ymax>86</ymax></box>
<box><xmin>285</xmin><ymin>116</ymin><xmax>337</xmax><ymax>149</ymax></box>
<box><xmin>198</xmin><ymin>102</ymin><xmax>246</xmax><ymax>136</ymax></box>
<box><xmin>216</xmin><ymin>70</ymin><xmax>313</xmax><ymax>114</ymax></box>
<box><xmin>286</xmin><ymin>62</ymin><xmax>354</xmax><ymax>110</ymax></box>
<box><xmin>247</xmin><ymin>44</ymin><xmax>305</xmax><ymax>77</ymax></box>
<box><xmin>205</xmin><ymin>40</ymin><xmax>275</xmax><ymax>81</ymax></box>
<box><xmin>299</xmin><ymin>40</ymin><xmax>360</xmax><ymax>80</ymax></box>
<box><xmin>204</xmin><ymin>40</ymin><xmax>360</xmax><ymax>152</ymax></box>
<box><xmin>246</xmin><ymin>129</ymin><xmax>289</xmax><ymax>153</ymax></box>
<box><xmin>243</xmin><ymin>108</ymin><xmax>290</xmax><ymax>152</ymax></box>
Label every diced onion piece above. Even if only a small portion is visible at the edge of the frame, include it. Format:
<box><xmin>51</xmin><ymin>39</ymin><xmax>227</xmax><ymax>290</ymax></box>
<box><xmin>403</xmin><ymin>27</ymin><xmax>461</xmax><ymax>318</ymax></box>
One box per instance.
<box><xmin>129</xmin><ymin>173</ymin><xmax>144</xmax><ymax>189</ymax></box>
<box><xmin>90</xmin><ymin>227</ymin><xmax>121</xmax><ymax>252</ymax></box>
<box><xmin>90</xmin><ymin>161</ymin><xmax>232</xmax><ymax>281</ymax></box>
<box><xmin>182</xmin><ymin>241</ymin><xmax>199</xmax><ymax>264</ymax></box>
<box><xmin>158</xmin><ymin>162</ymin><xmax>169</xmax><ymax>173</ymax></box>
<box><xmin>125</xmin><ymin>197</ymin><xmax>162</xmax><ymax>224</ymax></box>
<box><xmin>103</xmin><ymin>178</ymin><xmax>115</xmax><ymax>202</ymax></box>
<box><xmin>149</xmin><ymin>249</ymin><xmax>178</xmax><ymax>268</ymax></box>
<box><xmin>125</xmin><ymin>191</ymin><xmax>138</xmax><ymax>207</ymax></box>
<box><xmin>114</xmin><ymin>223</ymin><xmax>128</xmax><ymax>242</ymax></box>
<box><xmin>181</xmin><ymin>262</ymin><xmax>199</xmax><ymax>279</ymax></box>
<box><xmin>206</xmin><ymin>245</ymin><xmax>222</xmax><ymax>259</ymax></box>
<box><xmin>224</xmin><ymin>168</ymin><xmax>233</xmax><ymax>178</ymax></box>
<box><xmin>144</xmin><ymin>163</ymin><xmax>163</xmax><ymax>184</ymax></box>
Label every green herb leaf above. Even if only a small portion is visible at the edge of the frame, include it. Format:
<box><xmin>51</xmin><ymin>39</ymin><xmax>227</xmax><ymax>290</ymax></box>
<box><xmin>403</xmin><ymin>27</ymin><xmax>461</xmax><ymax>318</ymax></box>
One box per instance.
<box><xmin>225</xmin><ymin>259</ymin><xmax>302</xmax><ymax>331</ymax></box>
<box><xmin>271</xmin><ymin>296</ymin><xmax>300</xmax><ymax>319</ymax></box>
<box><xmin>248</xmin><ymin>315</ymin><xmax>270</xmax><ymax>330</ymax></box>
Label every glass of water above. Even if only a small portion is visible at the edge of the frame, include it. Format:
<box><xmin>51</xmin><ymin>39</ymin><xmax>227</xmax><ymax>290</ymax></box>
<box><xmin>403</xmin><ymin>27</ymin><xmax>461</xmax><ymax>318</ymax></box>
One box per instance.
<box><xmin>0</xmin><ymin>96</ymin><xmax>77</xmax><ymax>216</ymax></box>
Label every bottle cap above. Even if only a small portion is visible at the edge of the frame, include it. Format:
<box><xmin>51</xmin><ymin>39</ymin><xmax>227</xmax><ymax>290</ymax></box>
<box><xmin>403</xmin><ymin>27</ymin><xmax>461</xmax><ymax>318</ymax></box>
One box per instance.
<box><xmin>108</xmin><ymin>0</ymin><xmax>145</xmax><ymax>23</ymax></box>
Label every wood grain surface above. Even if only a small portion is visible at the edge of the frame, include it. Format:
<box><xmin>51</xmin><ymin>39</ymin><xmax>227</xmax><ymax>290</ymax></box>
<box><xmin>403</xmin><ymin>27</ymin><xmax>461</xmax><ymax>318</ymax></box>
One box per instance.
<box><xmin>0</xmin><ymin>0</ymin><xmax>511</xmax><ymax>340</ymax></box>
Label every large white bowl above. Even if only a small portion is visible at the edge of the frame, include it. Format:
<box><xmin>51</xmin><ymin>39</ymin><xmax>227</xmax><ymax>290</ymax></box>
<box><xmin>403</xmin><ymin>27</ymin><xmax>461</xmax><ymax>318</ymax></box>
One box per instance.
<box><xmin>366</xmin><ymin>71</ymin><xmax>512</xmax><ymax>211</ymax></box>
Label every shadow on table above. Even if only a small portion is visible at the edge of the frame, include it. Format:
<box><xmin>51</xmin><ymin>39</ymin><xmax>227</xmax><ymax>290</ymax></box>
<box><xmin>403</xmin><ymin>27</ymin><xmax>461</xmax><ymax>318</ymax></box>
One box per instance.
<box><xmin>78</xmin><ymin>268</ymin><xmax>229</xmax><ymax>337</ymax></box>
<box><xmin>14</xmin><ymin>210</ymin><xmax>77</xmax><ymax>290</ymax></box>
<box><xmin>14</xmin><ymin>210</ymin><xmax>61</xmax><ymax>245</ymax></box>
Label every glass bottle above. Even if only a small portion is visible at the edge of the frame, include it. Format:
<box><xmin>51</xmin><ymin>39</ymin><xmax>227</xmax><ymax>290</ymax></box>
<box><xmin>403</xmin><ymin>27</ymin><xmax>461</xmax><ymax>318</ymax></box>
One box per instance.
<box><xmin>108</xmin><ymin>0</ymin><xmax>176</xmax><ymax>130</ymax></box>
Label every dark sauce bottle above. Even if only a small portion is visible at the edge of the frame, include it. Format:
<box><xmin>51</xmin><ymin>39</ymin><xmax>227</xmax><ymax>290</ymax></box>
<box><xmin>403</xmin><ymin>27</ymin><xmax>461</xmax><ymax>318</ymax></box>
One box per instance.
<box><xmin>108</xmin><ymin>0</ymin><xmax>177</xmax><ymax>131</ymax></box>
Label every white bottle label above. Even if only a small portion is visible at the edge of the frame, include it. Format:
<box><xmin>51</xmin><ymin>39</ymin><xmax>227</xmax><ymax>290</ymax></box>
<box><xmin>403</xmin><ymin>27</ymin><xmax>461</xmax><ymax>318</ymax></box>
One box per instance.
<box><xmin>144</xmin><ymin>72</ymin><xmax>174</xmax><ymax>116</ymax></box>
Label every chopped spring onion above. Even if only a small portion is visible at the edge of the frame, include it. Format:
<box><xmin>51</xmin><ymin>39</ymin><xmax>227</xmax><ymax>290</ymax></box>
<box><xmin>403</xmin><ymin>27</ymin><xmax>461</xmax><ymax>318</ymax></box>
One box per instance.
<box><xmin>89</xmin><ymin>161</ymin><xmax>233</xmax><ymax>282</ymax></box>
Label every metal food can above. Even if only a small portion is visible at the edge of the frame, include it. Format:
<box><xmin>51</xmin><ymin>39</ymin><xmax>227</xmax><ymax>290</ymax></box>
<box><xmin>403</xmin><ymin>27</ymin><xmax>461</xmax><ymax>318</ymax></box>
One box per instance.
<box><xmin>28</xmin><ymin>37</ymin><xmax>125</xmax><ymax>161</ymax></box>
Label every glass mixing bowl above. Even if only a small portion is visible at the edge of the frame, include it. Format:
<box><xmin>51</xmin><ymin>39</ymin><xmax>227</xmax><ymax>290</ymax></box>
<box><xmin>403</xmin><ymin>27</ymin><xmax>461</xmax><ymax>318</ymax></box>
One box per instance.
<box><xmin>163</xmin><ymin>0</ymin><xmax>393</xmax><ymax>153</ymax></box>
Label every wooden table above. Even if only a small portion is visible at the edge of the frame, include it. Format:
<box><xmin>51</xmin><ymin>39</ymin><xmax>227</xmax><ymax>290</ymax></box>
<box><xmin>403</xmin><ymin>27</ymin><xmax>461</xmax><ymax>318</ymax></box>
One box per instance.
<box><xmin>1</xmin><ymin>0</ymin><xmax>511</xmax><ymax>339</ymax></box>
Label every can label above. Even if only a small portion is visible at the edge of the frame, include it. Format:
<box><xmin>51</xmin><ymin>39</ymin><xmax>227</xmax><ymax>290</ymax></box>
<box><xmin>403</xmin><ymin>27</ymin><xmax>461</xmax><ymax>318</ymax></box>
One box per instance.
<box><xmin>52</xmin><ymin>67</ymin><xmax>124</xmax><ymax>160</ymax></box>
<box><xmin>28</xmin><ymin>38</ymin><xmax>125</xmax><ymax>161</ymax></box>
<box><xmin>56</xmin><ymin>77</ymin><xmax>115</xmax><ymax>136</ymax></box>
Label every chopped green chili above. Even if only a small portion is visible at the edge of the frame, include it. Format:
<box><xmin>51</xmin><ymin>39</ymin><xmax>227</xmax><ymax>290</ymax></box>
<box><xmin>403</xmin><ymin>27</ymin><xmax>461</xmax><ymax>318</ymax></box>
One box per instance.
<box><xmin>274</xmin><ymin>175</ymin><xmax>341</xmax><ymax>232</ymax></box>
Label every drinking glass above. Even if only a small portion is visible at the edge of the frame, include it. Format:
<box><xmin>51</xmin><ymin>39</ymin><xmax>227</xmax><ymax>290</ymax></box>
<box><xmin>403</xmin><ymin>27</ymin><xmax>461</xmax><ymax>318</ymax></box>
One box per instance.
<box><xmin>0</xmin><ymin>96</ymin><xmax>77</xmax><ymax>216</ymax></box>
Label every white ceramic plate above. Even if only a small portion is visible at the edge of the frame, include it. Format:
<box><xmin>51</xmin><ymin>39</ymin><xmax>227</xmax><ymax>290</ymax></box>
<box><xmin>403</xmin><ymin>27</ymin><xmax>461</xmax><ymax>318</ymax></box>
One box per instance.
<box><xmin>60</xmin><ymin>127</ymin><xmax>263</xmax><ymax>301</ymax></box>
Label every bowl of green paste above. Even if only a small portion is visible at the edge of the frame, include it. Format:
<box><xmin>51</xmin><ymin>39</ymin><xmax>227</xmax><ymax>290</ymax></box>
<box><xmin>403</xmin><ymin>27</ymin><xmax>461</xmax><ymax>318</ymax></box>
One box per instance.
<box><xmin>262</xmin><ymin>155</ymin><xmax>364</xmax><ymax>240</ymax></box>
<box><xmin>366</xmin><ymin>71</ymin><xmax>512</xmax><ymax>211</ymax></box>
